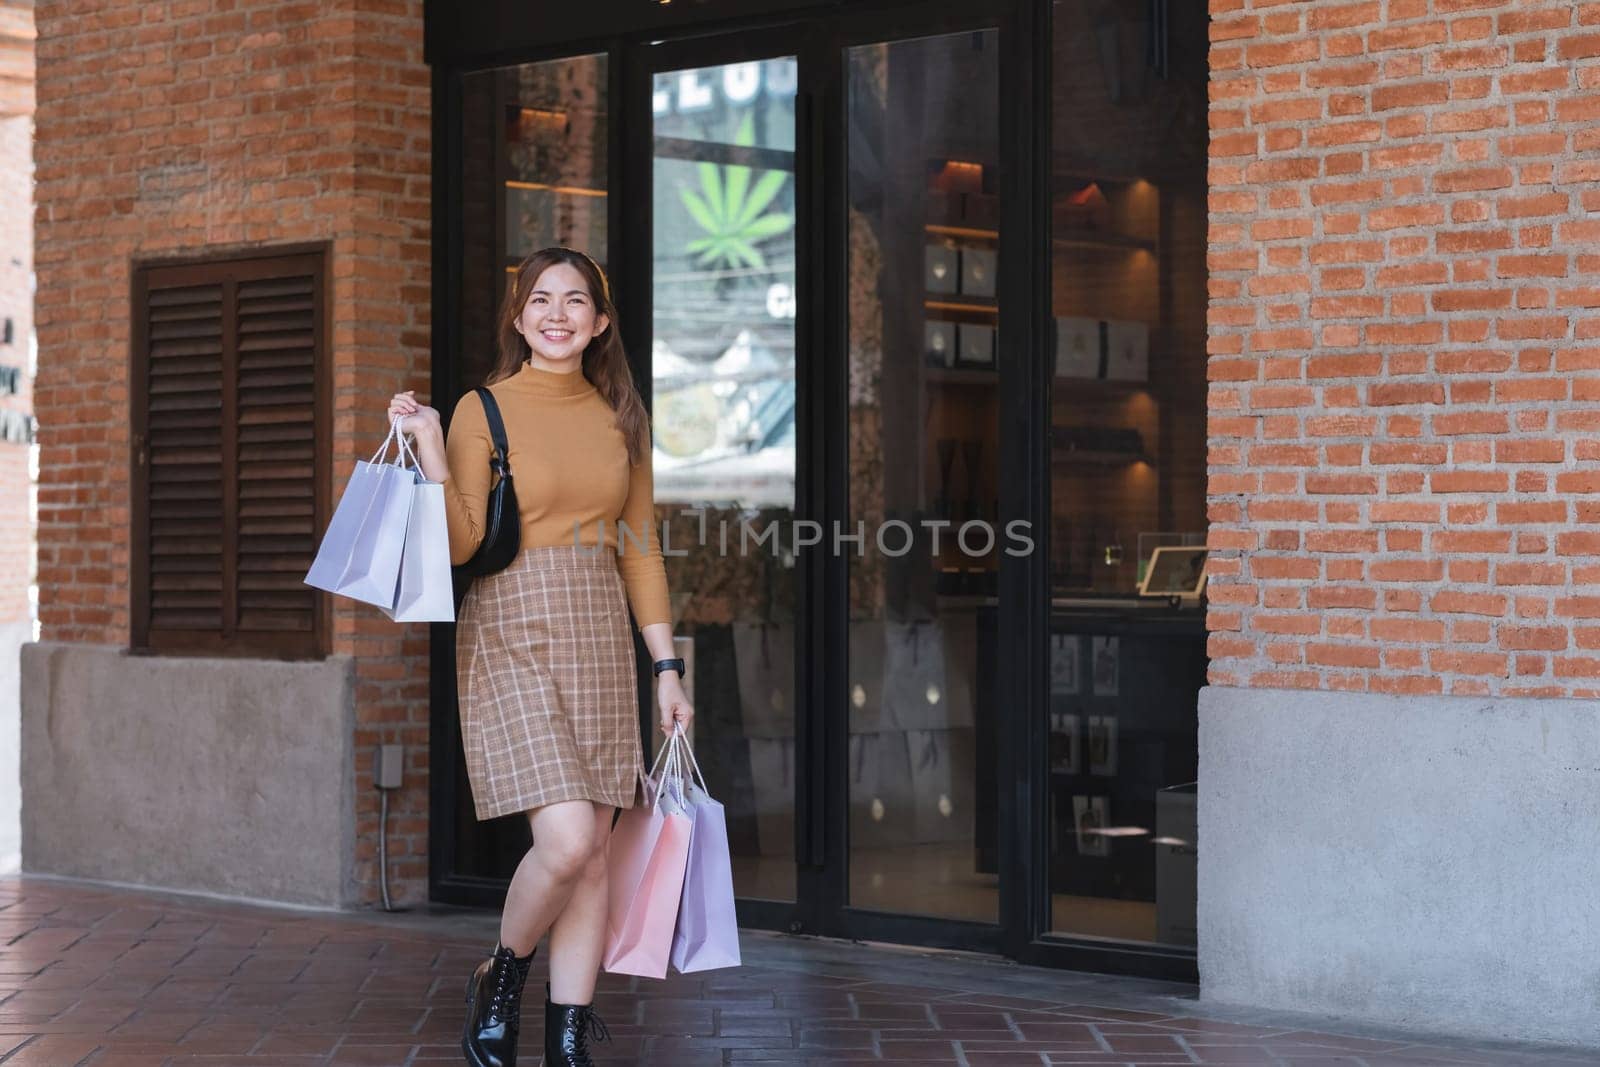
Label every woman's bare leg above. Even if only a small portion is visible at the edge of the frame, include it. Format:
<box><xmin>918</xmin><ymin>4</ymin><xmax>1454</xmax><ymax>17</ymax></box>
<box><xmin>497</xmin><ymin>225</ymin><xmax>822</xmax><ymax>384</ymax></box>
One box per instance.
<box><xmin>545</xmin><ymin>801</ymin><xmax>617</xmax><ymax>1004</ymax></box>
<box><xmin>496</xmin><ymin>799</ymin><xmax>598</xmax><ymax>955</ymax></box>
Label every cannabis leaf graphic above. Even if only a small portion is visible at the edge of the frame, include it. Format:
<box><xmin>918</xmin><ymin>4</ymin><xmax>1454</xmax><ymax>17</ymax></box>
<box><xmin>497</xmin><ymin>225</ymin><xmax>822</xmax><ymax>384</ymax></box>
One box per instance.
<box><xmin>679</xmin><ymin>113</ymin><xmax>793</xmax><ymax>270</ymax></box>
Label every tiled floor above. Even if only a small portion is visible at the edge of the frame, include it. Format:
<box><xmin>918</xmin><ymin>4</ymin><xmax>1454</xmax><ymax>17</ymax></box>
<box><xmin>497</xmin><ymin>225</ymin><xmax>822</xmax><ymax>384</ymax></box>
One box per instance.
<box><xmin>0</xmin><ymin>876</ymin><xmax>1593</xmax><ymax>1066</ymax></box>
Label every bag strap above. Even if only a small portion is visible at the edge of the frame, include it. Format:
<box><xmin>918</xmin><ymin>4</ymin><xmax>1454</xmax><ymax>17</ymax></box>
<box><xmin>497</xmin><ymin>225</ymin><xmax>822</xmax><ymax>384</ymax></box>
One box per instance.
<box><xmin>475</xmin><ymin>386</ymin><xmax>511</xmax><ymax>478</ymax></box>
<box><xmin>369</xmin><ymin>417</ymin><xmax>403</xmax><ymax>465</ymax></box>
<box><xmin>395</xmin><ymin>418</ymin><xmax>423</xmax><ymax>475</ymax></box>
<box><xmin>641</xmin><ymin>730</ymin><xmax>678</xmax><ymax>807</ymax></box>
<box><xmin>674</xmin><ymin>724</ymin><xmax>712</xmax><ymax>798</ymax></box>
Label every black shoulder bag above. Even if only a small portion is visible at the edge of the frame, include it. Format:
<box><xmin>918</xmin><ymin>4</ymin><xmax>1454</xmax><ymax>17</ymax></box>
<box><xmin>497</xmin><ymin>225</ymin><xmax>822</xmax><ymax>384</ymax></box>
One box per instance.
<box><xmin>451</xmin><ymin>386</ymin><xmax>520</xmax><ymax>607</ymax></box>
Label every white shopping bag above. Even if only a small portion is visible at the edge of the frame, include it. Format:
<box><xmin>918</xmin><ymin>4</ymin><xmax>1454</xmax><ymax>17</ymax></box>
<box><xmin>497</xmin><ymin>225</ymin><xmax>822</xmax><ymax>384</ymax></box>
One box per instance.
<box><xmin>383</xmin><ymin>473</ymin><xmax>455</xmax><ymax>623</ymax></box>
<box><xmin>305</xmin><ymin>420</ymin><xmax>417</xmax><ymax>610</ymax></box>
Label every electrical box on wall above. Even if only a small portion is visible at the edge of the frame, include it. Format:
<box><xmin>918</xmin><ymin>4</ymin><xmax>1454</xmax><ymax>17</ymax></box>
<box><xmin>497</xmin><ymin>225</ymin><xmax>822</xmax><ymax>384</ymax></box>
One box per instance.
<box><xmin>376</xmin><ymin>744</ymin><xmax>404</xmax><ymax>790</ymax></box>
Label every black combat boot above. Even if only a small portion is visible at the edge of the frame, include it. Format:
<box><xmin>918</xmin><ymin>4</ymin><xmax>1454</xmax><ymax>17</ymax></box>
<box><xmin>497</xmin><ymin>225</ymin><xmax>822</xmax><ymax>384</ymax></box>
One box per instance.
<box><xmin>542</xmin><ymin>983</ymin><xmax>612</xmax><ymax>1066</ymax></box>
<box><xmin>461</xmin><ymin>942</ymin><xmax>535</xmax><ymax>1067</ymax></box>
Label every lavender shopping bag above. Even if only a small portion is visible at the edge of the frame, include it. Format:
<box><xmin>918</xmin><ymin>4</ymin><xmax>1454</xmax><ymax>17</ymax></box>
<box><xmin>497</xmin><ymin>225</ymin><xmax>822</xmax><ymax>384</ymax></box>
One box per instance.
<box><xmin>305</xmin><ymin>419</ymin><xmax>416</xmax><ymax>609</ymax></box>
<box><xmin>603</xmin><ymin>735</ymin><xmax>693</xmax><ymax>979</ymax></box>
<box><xmin>670</xmin><ymin>736</ymin><xmax>741</xmax><ymax>973</ymax></box>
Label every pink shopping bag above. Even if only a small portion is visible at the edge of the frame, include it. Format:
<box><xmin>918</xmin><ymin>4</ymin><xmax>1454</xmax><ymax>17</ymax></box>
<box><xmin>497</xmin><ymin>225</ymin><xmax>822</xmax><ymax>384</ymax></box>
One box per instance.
<box><xmin>670</xmin><ymin>736</ymin><xmax>741</xmax><ymax>973</ymax></box>
<box><xmin>603</xmin><ymin>737</ymin><xmax>693</xmax><ymax>979</ymax></box>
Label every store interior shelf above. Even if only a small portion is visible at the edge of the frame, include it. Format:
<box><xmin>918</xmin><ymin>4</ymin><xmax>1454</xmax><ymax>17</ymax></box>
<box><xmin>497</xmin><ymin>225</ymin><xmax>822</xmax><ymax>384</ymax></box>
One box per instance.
<box><xmin>927</xmin><ymin>223</ymin><xmax>998</xmax><ymax>242</ymax></box>
<box><xmin>1053</xmin><ymin>231</ymin><xmax>1156</xmax><ymax>254</ymax></box>
<box><xmin>503</xmin><ymin>179</ymin><xmax>607</xmax><ymax>197</ymax></box>
<box><xmin>1051</xmin><ymin>448</ymin><xmax>1154</xmax><ymax>467</ymax></box>
<box><xmin>926</xmin><ymin>298</ymin><xmax>998</xmax><ymax>314</ymax></box>
<box><xmin>925</xmin><ymin>224</ymin><xmax>1155</xmax><ymax>255</ymax></box>
<box><xmin>920</xmin><ymin>372</ymin><xmax>1158</xmax><ymax>391</ymax></box>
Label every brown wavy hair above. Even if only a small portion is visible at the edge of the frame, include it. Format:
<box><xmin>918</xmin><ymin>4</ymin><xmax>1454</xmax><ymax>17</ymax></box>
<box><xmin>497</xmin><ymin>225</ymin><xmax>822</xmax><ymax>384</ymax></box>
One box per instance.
<box><xmin>487</xmin><ymin>247</ymin><xmax>650</xmax><ymax>465</ymax></box>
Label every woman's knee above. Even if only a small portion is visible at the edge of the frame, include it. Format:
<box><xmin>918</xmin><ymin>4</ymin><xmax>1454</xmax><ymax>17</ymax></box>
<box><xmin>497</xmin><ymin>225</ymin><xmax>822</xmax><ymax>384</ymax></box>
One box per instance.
<box><xmin>528</xmin><ymin>808</ymin><xmax>596</xmax><ymax>882</ymax></box>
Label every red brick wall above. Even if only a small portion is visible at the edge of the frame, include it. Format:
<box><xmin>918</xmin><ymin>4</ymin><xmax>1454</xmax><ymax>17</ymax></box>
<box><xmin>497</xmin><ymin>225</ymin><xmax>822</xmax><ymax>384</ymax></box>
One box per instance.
<box><xmin>32</xmin><ymin>0</ymin><xmax>432</xmax><ymax>904</ymax></box>
<box><xmin>1206</xmin><ymin>0</ymin><xmax>1600</xmax><ymax>698</ymax></box>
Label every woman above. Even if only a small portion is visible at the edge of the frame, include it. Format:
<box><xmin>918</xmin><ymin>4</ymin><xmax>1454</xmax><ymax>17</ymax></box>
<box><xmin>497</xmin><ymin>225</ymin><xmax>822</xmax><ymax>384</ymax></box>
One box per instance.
<box><xmin>388</xmin><ymin>247</ymin><xmax>693</xmax><ymax>1067</ymax></box>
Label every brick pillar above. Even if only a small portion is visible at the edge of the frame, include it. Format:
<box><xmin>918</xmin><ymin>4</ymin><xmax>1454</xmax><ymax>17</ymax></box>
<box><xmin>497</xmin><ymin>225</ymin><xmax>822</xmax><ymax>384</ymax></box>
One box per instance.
<box><xmin>1199</xmin><ymin>1</ymin><xmax>1600</xmax><ymax>1044</ymax></box>
<box><xmin>30</xmin><ymin>0</ymin><xmax>431</xmax><ymax>907</ymax></box>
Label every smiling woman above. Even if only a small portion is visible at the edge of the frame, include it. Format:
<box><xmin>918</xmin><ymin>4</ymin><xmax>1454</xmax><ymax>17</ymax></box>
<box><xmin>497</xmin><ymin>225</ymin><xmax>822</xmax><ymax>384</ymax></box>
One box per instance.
<box><xmin>386</xmin><ymin>245</ymin><xmax>698</xmax><ymax>1066</ymax></box>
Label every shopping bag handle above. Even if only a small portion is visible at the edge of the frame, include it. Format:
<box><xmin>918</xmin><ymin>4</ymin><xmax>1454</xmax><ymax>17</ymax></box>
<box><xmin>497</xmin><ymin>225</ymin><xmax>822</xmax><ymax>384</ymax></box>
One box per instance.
<box><xmin>673</xmin><ymin>722</ymin><xmax>712</xmax><ymax>798</ymax></box>
<box><xmin>664</xmin><ymin>729</ymin><xmax>694</xmax><ymax>808</ymax></box>
<box><xmin>394</xmin><ymin>419</ymin><xmax>425</xmax><ymax>476</ymax></box>
<box><xmin>642</xmin><ymin>730</ymin><xmax>682</xmax><ymax>807</ymax></box>
<box><xmin>368</xmin><ymin>417</ymin><xmax>406</xmax><ymax>466</ymax></box>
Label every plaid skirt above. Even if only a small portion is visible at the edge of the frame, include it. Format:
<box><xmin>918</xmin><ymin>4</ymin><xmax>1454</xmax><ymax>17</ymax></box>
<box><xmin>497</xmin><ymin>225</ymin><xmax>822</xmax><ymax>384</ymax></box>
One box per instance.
<box><xmin>455</xmin><ymin>544</ymin><xmax>643</xmax><ymax>820</ymax></box>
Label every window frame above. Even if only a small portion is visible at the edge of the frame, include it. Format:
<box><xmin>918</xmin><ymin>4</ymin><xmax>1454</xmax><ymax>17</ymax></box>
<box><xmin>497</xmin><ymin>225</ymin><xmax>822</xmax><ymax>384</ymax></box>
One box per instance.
<box><xmin>129</xmin><ymin>243</ymin><xmax>332</xmax><ymax>660</ymax></box>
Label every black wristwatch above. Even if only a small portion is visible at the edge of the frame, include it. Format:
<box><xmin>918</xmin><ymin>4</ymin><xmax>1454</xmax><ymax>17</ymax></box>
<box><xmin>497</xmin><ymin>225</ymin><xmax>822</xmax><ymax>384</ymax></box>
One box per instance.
<box><xmin>652</xmin><ymin>657</ymin><xmax>686</xmax><ymax>679</ymax></box>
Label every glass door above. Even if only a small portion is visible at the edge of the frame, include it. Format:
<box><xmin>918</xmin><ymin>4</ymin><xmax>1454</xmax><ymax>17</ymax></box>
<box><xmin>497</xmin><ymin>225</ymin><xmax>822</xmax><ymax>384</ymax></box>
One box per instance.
<box><xmin>642</xmin><ymin>51</ymin><xmax>802</xmax><ymax>907</ymax></box>
<box><xmin>839</xmin><ymin>28</ymin><xmax>1004</xmax><ymax>931</ymax></box>
<box><xmin>1040</xmin><ymin>0</ymin><xmax>1209</xmax><ymax>955</ymax></box>
<box><xmin>629</xmin><ymin>18</ymin><xmax>1008</xmax><ymax>949</ymax></box>
<box><xmin>437</xmin><ymin>52</ymin><xmax>619</xmax><ymax>896</ymax></box>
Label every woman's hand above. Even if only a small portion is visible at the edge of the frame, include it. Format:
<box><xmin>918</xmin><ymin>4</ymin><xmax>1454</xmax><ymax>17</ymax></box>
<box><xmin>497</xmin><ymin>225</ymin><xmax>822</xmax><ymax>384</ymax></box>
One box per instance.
<box><xmin>658</xmin><ymin>673</ymin><xmax>695</xmax><ymax>737</ymax></box>
<box><xmin>387</xmin><ymin>390</ymin><xmax>441</xmax><ymax>439</ymax></box>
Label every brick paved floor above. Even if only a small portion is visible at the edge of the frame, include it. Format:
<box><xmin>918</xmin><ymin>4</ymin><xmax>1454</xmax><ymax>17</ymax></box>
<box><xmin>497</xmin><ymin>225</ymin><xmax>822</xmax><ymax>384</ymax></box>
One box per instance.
<box><xmin>0</xmin><ymin>876</ymin><xmax>1593</xmax><ymax>1066</ymax></box>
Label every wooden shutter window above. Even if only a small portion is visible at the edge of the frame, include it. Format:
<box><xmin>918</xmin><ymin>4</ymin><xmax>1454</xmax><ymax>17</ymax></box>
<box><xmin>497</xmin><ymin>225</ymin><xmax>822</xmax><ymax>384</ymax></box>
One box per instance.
<box><xmin>144</xmin><ymin>283</ymin><xmax>226</xmax><ymax>636</ymax></box>
<box><xmin>132</xmin><ymin>249</ymin><xmax>329</xmax><ymax>658</ymax></box>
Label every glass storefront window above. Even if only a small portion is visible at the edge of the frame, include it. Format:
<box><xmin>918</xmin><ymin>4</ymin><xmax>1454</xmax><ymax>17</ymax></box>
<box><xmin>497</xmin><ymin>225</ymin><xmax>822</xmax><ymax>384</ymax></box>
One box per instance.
<box><xmin>1046</xmin><ymin>1</ymin><xmax>1210</xmax><ymax>946</ymax></box>
<box><xmin>651</xmin><ymin>59</ymin><xmax>799</xmax><ymax>903</ymax></box>
<box><xmin>454</xmin><ymin>54</ymin><xmax>614</xmax><ymax>878</ymax></box>
<box><xmin>846</xmin><ymin>32</ymin><xmax>1001</xmax><ymax>923</ymax></box>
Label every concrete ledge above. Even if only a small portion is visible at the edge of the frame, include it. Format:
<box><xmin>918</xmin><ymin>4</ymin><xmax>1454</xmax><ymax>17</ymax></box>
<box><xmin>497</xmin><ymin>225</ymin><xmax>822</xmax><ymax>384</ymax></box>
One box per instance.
<box><xmin>20</xmin><ymin>643</ymin><xmax>356</xmax><ymax>907</ymax></box>
<box><xmin>1198</xmin><ymin>685</ymin><xmax>1600</xmax><ymax>1048</ymax></box>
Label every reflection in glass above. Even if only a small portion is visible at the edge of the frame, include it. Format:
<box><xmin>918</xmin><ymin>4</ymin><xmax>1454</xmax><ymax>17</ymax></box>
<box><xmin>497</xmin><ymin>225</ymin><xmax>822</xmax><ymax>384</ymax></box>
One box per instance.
<box><xmin>455</xmin><ymin>54</ymin><xmax>612</xmax><ymax>879</ymax></box>
<box><xmin>1047</xmin><ymin>0</ymin><xmax>1209</xmax><ymax>946</ymax></box>
<box><xmin>652</xmin><ymin>59</ymin><xmax>798</xmax><ymax>903</ymax></box>
<box><xmin>846</xmin><ymin>33</ymin><xmax>1000</xmax><ymax>923</ymax></box>
<box><xmin>461</xmin><ymin>55</ymin><xmax>610</xmax><ymax>392</ymax></box>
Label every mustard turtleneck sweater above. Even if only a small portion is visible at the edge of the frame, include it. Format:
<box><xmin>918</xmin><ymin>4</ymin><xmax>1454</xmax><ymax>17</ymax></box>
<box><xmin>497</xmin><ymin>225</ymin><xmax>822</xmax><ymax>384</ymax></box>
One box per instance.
<box><xmin>441</xmin><ymin>361</ymin><xmax>672</xmax><ymax>629</ymax></box>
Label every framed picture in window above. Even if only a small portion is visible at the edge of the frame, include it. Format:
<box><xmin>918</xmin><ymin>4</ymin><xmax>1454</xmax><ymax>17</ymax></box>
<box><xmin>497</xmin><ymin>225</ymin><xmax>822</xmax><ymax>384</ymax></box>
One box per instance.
<box><xmin>1050</xmin><ymin>712</ymin><xmax>1081</xmax><ymax>774</ymax></box>
<box><xmin>1091</xmin><ymin>635</ymin><xmax>1119</xmax><ymax>696</ymax></box>
<box><xmin>924</xmin><ymin>321</ymin><xmax>956</xmax><ymax>367</ymax></box>
<box><xmin>1087</xmin><ymin>715</ymin><xmax>1118</xmax><ymax>776</ymax></box>
<box><xmin>959</xmin><ymin>247</ymin><xmax>997</xmax><ymax>297</ymax></box>
<box><xmin>1054</xmin><ymin>316</ymin><xmax>1102</xmax><ymax>379</ymax></box>
<box><xmin>957</xmin><ymin>323</ymin><xmax>996</xmax><ymax>367</ymax></box>
<box><xmin>1050</xmin><ymin>634</ymin><xmax>1080</xmax><ymax>695</ymax></box>
<box><xmin>925</xmin><ymin>244</ymin><xmax>959</xmax><ymax>294</ymax></box>
<box><xmin>1105</xmin><ymin>319</ymin><xmax>1149</xmax><ymax>382</ymax></box>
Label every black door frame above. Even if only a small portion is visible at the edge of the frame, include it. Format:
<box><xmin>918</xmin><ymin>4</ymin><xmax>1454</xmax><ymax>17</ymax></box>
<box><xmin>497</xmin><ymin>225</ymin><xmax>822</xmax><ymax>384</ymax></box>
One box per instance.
<box><xmin>425</xmin><ymin>0</ymin><xmax>1201</xmax><ymax>984</ymax></box>
<box><xmin>623</xmin><ymin>6</ymin><xmax>1017</xmax><ymax>957</ymax></box>
<box><xmin>618</xmin><ymin>23</ymin><xmax>824</xmax><ymax>941</ymax></box>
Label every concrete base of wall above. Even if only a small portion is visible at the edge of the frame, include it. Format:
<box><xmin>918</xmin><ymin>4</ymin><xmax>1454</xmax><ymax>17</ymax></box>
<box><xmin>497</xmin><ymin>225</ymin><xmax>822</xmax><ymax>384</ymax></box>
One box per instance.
<box><xmin>1199</xmin><ymin>685</ymin><xmax>1600</xmax><ymax>1049</ymax></box>
<box><xmin>20</xmin><ymin>643</ymin><xmax>356</xmax><ymax>907</ymax></box>
<box><xmin>0</xmin><ymin>619</ymin><xmax>31</xmax><ymax>873</ymax></box>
